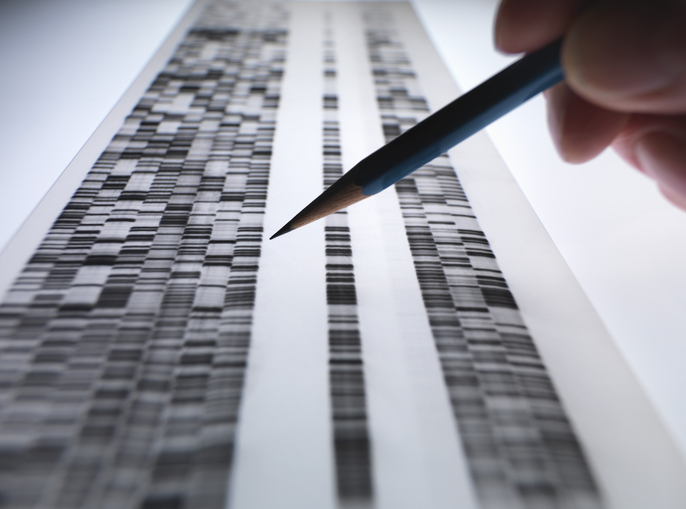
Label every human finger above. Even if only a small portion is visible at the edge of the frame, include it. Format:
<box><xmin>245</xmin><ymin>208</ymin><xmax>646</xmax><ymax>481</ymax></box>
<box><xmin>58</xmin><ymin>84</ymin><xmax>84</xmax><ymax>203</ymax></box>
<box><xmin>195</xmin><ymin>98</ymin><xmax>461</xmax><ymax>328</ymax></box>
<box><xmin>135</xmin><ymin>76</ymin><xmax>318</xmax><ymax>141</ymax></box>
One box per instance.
<box><xmin>495</xmin><ymin>0</ymin><xmax>590</xmax><ymax>54</ymax></box>
<box><xmin>563</xmin><ymin>0</ymin><xmax>686</xmax><ymax>113</ymax></box>
<box><xmin>546</xmin><ymin>82</ymin><xmax>629</xmax><ymax>163</ymax></box>
<box><xmin>659</xmin><ymin>184</ymin><xmax>686</xmax><ymax>210</ymax></box>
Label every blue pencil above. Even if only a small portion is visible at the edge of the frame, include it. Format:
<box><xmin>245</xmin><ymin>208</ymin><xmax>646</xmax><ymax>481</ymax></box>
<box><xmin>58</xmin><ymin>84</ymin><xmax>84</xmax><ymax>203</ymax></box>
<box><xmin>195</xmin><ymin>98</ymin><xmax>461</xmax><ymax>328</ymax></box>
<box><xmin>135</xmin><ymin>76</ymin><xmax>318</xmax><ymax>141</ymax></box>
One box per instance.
<box><xmin>271</xmin><ymin>38</ymin><xmax>564</xmax><ymax>240</ymax></box>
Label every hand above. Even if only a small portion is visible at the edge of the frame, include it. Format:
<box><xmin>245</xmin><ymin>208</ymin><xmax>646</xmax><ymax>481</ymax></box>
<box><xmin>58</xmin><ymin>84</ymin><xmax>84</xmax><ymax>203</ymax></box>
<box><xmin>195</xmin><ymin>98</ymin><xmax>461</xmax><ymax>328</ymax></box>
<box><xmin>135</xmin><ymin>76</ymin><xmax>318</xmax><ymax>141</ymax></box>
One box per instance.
<box><xmin>495</xmin><ymin>0</ymin><xmax>686</xmax><ymax>209</ymax></box>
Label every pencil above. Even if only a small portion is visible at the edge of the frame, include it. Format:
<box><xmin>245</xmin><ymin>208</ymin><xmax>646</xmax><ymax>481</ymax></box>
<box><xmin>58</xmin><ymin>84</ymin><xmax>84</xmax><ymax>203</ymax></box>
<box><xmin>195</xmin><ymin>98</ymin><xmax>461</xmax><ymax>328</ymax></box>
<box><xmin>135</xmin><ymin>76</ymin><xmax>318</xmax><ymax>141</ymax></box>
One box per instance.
<box><xmin>271</xmin><ymin>38</ymin><xmax>564</xmax><ymax>240</ymax></box>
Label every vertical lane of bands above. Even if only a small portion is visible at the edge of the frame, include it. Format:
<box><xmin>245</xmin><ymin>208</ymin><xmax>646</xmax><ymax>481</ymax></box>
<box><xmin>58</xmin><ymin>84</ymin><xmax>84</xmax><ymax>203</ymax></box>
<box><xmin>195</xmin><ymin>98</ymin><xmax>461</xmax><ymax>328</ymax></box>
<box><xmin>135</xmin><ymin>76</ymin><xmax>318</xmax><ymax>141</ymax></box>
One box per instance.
<box><xmin>361</xmin><ymin>4</ymin><xmax>602</xmax><ymax>509</ymax></box>
<box><xmin>321</xmin><ymin>18</ymin><xmax>375</xmax><ymax>508</ymax></box>
<box><xmin>230</xmin><ymin>3</ymin><xmax>334</xmax><ymax>509</ymax></box>
<box><xmin>333</xmin><ymin>4</ymin><xmax>479</xmax><ymax>509</ymax></box>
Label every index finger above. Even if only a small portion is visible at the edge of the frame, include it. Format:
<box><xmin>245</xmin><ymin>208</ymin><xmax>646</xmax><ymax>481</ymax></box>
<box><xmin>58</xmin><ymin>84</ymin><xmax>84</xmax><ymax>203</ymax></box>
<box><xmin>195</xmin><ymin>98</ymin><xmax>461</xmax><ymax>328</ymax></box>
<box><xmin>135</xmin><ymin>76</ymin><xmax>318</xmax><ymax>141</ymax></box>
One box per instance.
<box><xmin>495</xmin><ymin>0</ymin><xmax>591</xmax><ymax>53</ymax></box>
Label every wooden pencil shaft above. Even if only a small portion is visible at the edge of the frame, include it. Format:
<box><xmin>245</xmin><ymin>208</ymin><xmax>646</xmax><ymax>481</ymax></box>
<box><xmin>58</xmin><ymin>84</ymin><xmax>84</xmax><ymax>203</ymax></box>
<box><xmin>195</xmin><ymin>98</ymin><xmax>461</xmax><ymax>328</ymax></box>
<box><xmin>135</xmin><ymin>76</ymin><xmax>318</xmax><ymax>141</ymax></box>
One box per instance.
<box><xmin>285</xmin><ymin>173</ymin><xmax>366</xmax><ymax>231</ymax></box>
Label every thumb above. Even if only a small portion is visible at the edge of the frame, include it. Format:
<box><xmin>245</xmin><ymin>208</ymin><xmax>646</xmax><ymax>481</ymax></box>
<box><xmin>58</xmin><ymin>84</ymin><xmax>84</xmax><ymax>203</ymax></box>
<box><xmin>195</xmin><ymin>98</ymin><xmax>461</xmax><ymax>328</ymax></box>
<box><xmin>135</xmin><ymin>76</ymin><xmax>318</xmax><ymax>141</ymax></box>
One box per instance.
<box><xmin>563</xmin><ymin>0</ymin><xmax>686</xmax><ymax>114</ymax></box>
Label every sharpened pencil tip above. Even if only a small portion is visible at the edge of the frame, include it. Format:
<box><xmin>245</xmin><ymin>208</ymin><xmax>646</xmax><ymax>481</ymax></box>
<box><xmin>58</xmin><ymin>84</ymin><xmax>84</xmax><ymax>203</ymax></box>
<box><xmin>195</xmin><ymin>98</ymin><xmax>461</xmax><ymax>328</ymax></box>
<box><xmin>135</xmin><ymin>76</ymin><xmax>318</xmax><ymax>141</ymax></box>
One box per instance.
<box><xmin>270</xmin><ymin>224</ymin><xmax>292</xmax><ymax>240</ymax></box>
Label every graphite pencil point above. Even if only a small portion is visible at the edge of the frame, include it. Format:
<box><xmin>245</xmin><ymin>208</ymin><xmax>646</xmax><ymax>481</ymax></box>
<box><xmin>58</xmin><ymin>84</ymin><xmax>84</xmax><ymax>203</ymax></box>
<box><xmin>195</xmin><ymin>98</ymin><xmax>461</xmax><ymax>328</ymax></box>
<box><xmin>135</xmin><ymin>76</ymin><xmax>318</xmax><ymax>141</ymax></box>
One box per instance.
<box><xmin>270</xmin><ymin>224</ymin><xmax>292</xmax><ymax>240</ymax></box>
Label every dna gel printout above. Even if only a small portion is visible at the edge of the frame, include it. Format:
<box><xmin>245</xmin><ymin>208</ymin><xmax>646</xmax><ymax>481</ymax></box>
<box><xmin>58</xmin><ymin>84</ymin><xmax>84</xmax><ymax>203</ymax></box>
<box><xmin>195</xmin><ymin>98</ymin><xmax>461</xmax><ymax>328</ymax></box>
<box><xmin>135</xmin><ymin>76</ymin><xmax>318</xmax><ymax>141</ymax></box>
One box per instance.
<box><xmin>1</xmin><ymin>2</ymin><xmax>684</xmax><ymax>509</ymax></box>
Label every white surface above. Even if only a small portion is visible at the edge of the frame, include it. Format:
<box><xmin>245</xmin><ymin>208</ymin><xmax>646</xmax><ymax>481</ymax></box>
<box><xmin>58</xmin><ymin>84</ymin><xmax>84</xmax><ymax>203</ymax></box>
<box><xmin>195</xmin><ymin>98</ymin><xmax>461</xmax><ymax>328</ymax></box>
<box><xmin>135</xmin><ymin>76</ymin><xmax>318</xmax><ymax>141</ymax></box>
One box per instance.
<box><xmin>1</xmin><ymin>0</ymin><xmax>686</xmax><ymax>485</ymax></box>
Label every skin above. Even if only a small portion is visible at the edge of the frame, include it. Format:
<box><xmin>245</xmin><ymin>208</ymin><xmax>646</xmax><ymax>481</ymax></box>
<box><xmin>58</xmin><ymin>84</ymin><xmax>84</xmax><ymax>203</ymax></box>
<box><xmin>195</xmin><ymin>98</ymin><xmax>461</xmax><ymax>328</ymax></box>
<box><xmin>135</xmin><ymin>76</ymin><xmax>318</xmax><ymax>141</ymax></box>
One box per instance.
<box><xmin>495</xmin><ymin>0</ymin><xmax>686</xmax><ymax>210</ymax></box>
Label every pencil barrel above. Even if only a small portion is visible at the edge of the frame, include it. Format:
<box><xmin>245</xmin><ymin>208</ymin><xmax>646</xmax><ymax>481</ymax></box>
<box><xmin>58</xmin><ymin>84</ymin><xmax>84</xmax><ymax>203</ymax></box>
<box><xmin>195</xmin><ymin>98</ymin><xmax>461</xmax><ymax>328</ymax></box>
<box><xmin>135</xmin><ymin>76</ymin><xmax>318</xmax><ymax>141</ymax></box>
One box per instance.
<box><xmin>357</xmin><ymin>38</ymin><xmax>564</xmax><ymax>195</ymax></box>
